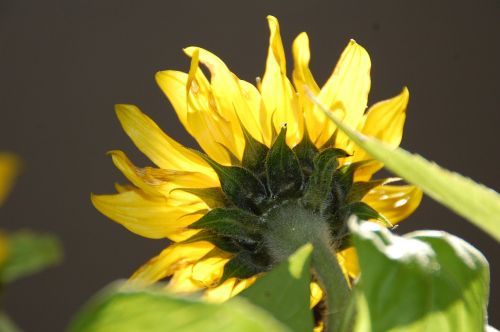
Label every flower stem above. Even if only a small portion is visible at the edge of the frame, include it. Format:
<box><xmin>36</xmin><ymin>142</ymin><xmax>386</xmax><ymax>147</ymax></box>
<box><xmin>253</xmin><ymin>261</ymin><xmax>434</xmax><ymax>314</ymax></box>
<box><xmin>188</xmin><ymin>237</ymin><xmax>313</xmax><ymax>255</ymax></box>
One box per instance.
<box><xmin>311</xmin><ymin>237</ymin><xmax>351</xmax><ymax>332</ymax></box>
<box><xmin>262</xmin><ymin>202</ymin><xmax>351</xmax><ymax>331</ymax></box>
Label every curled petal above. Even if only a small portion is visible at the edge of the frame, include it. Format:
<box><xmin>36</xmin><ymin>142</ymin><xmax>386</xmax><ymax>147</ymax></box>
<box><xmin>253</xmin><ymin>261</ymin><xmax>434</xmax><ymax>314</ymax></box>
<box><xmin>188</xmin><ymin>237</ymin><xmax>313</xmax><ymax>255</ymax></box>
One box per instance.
<box><xmin>108</xmin><ymin>150</ymin><xmax>218</xmax><ymax>199</ymax></box>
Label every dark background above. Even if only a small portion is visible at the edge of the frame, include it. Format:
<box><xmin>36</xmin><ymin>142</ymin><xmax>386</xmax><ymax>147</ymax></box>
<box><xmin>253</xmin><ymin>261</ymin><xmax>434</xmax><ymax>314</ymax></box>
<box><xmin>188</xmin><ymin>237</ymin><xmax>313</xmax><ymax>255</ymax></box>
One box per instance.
<box><xmin>0</xmin><ymin>0</ymin><xmax>498</xmax><ymax>330</ymax></box>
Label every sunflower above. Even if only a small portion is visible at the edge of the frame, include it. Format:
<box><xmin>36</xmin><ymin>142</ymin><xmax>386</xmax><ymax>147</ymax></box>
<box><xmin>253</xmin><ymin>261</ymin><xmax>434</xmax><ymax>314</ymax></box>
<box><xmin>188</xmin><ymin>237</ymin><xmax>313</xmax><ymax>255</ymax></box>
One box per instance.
<box><xmin>0</xmin><ymin>153</ymin><xmax>20</xmax><ymax>264</ymax></box>
<box><xmin>92</xmin><ymin>15</ymin><xmax>422</xmax><ymax>310</ymax></box>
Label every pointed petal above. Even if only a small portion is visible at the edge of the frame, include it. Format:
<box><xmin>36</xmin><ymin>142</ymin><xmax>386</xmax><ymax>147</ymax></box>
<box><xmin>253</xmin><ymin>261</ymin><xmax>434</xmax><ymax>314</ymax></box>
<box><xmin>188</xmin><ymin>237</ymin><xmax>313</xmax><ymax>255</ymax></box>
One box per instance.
<box><xmin>108</xmin><ymin>150</ymin><xmax>218</xmax><ymax>200</ymax></box>
<box><xmin>115</xmin><ymin>104</ymin><xmax>215</xmax><ymax>177</ymax></box>
<box><xmin>293</xmin><ymin>32</ymin><xmax>320</xmax><ymax>134</ymax></box>
<box><xmin>91</xmin><ymin>190</ymin><xmax>207</xmax><ymax>239</ymax></box>
<box><xmin>363</xmin><ymin>184</ymin><xmax>423</xmax><ymax>224</ymax></box>
<box><xmin>0</xmin><ymin>153</ymin><xmax>20</xmax><ymax>206</ymax></box>
<box><xmin>155</xmin><ymin>70</ymin><xmax>189</xmax><ymax>129</ymax></box>
<box><xmin>354</xmin><ymin>88</ymin><xmax>410</xmax><ymax>179</ymax></box>
<box><xmin>261</xmin><ymin>16</ymin><xmax>303</xmax><ymax>146</ymax></box>
<box><xmin>314</xmin><ymin>40</ymin><xmax>371</xmax><ymax>147</ymax></box>
<box><xmin>129</xmin><ymin>241</ymin><xmax>214</xmax><ymax>286</ymax></box>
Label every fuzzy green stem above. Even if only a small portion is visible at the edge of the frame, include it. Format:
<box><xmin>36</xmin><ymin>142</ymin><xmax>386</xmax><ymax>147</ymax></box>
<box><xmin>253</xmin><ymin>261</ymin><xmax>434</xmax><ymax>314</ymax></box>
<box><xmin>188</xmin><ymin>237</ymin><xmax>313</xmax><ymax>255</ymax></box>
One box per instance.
<box><xmin>262</xmin><ymin>202</ymin><xmax>351</xmax><ymax>331</ymax></box>
<box><xmin>311</xmin><ymin>235</ymin><xmax>351</xmax><ymax>332</ymax></box>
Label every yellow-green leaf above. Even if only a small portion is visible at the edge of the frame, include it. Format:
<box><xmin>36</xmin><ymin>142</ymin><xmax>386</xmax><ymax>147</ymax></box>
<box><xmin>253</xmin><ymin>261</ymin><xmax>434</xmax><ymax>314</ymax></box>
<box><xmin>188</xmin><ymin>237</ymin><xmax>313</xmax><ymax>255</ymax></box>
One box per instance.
<box><xmin>309</xmin><ymin>92</ymin><xmax>500</xmax><ymax>241</ymax></box>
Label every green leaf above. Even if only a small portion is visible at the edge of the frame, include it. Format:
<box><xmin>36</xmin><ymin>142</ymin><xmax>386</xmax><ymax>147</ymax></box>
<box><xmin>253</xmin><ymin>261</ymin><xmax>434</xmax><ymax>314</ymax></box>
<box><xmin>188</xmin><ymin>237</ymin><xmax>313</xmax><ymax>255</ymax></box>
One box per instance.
<box><xmin>1</xmin><ymin>231</ymin><xmax>62</xmax><ymax>283</ymax></box>
<box><xmin>266</xmin><ymin>126</ymin><xmax>304</xmax><ymax>197</ymax></box>
<box><xmin>197</xmin><ymin>152</ymin><xmax>267</xmax><ymax>214</ymax></box>
<box><xmin>236</xmin><ymin>244</ymin><xmax>314</xmax><ymax>332</ymax></box>
<box><xmin>0</xmin><ymin>312</ymin><xmax>21</xmax><ymax>332</ymax></box>
<box><xmin>347</xmin><ymin>219</ymin><xmax>489</xmax><ymax>332</ymax></box>
<box><xmin>310</xmin><ymin>93</ymin><xmax>500</xmax><ymax>241</ymax></box>
<box><xmin>68</xmin><ymin>283</ymin><xmax>291</xmax><ymax>332</ymax></box>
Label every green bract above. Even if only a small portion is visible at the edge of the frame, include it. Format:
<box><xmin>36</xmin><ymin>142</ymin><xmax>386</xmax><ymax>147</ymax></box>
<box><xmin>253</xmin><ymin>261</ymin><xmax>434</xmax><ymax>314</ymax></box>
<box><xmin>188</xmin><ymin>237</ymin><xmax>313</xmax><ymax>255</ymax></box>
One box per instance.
<box><xmin>185</xmin><ymin>126</ymin><xmax>387</xmax><ymax>282</ymax></box>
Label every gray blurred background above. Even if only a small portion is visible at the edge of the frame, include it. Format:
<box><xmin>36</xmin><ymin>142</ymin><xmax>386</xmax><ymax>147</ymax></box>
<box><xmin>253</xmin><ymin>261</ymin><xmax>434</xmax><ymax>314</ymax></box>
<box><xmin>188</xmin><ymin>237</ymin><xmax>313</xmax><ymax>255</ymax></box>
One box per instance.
<box><xmin>0</xmin><ymin>0</ymin><xmax>498</xmax><ymax>330</ymax></box>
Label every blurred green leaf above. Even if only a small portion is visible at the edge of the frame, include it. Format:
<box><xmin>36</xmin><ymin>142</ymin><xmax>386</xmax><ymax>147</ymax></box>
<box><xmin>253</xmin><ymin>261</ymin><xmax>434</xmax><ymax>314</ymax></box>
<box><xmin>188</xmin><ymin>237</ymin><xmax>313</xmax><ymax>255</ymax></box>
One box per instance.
<box><xmin>236</xmin><ymin>244</ymin><xmax>314</xmax><ymax>332</ymax></box>
<box><xmin>310</xmin><ymin>93</ymin><xmax>500</xmax><ymax>241</ymax></box>
<box><xmin>0</xmin><ymin>312</ymin><xmax>21</xmax><ymax>332</ymax></box>
<box><xmin>347</xmin><ymin>219</ymin><xmax>489</xmax><ymax>332</ymax></box>
<box><xmin>68</xmin><ymin>283</ymin><xmax>291</xmax><ymax>332</ymax></box>
<box><xmin>1</xmin><ymin>231</ymin><xmax>62</xmax><ymax>283</ymax></box>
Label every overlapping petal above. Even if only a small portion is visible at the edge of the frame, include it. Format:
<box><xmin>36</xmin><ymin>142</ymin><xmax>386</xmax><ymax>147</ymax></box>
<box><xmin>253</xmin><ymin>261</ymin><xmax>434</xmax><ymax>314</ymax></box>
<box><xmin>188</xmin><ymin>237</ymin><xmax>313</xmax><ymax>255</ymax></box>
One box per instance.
<box><xmin>261</xmin><ymin>16</ymin><xmax>303</xmax><ymax>146</ymax></box>
<box><xmin>94</xmin><ymin>17</ymin><xmax>423</xmax><ymax>322</ymax></box>
<box><xmin>91</xmin><ymin>189</ymin><xmax>207</xmax><ymax>240</ymax></box>
<box><xmin>313</xmin><ymin>40</ymin><xmax>371</xmax><ymax>148</ymax></box>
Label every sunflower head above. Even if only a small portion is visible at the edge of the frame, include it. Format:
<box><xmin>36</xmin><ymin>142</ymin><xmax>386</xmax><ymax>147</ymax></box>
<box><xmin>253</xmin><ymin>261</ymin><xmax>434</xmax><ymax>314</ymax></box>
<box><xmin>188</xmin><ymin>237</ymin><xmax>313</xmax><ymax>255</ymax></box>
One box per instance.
<box><xmin>92</xmin><ymin>15</ymin><xmax>422</xmax><ymax>302</ymax></box>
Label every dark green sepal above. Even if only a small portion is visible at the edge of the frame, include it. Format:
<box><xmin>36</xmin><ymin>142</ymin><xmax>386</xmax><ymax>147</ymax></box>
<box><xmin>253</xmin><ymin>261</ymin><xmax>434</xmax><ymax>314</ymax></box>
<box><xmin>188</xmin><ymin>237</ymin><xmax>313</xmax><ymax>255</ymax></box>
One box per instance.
<box><xmin>292</xmin><ymin>129</ymin><xmax>318</xmax><ymax>177</ymax></box>
<box><xmin>217</xmin><ymin>143</ymin><xmax>241</xmax><ymax>166</ymax></box>
<box><xmin>241</xmin><ymin>125</ymin><xmax>269</xmax><ymax>174</ymax></box>
<box><xmin>332</xmin><ymin>160</ymin><xmax>371</xmax><ymax>204</ymax></box>
<box><xmin>180</xmin><ymin>230</ymin><xmax>242</xmax><ymax>254</ymax></box>
<box><xmin>265</xmin><ymin>126</ymin><xmax>304</xmax><ymax>197</ymax></box>
<box><xmin>342</xmin><ymin>201</ymin><xmax>391</xmax><ymax>227</ymax></box>
<box><xmin>220</xmin><ymin>252</ymin><xmax>267</xmax><ymax>283</ymax></box>
<box><xmin>302</xmin><ymin>148</ymin><xmax>349</xmax><ymax>213</ymax></box>
<box><xmin>189</xmin><ymin>208</ymin><xmax>261</xmax><ymax>242</ymax></box>
<box><xmin>175</xmin><ymin>187</ymin><xmax>229</xmax><ymax>208</ymax></box>
<box><xmin>197</xmin><ymin>152</ymin><xmax>267</xmax><ymax>213</ymax></box>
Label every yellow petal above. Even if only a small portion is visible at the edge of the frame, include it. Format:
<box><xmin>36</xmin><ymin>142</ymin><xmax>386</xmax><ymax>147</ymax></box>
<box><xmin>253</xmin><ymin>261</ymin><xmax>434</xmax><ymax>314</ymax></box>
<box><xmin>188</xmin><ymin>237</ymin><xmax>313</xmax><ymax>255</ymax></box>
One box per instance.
<box><xmin>363</xmin><ymin>184</ymin><xmax>423</xmax><ymax>225</ymax></box>
<box><xmin>203</xmin><ymin>278</ymin><xmax>237</xmax><ymax>303</ymax></box>
<box><xmin>310</xmin><ymin>281</ymin><xmax>323</xmax><ymax>308</ymax></box>
<box><xmin>91</xmin><ymin>190</ymin><xmax>207</xmax><ymax>239</ymax></box>
<box><xmin>130</xmin><ymin>241</ymin><xmax>214</xmax><ymax>286</ymax></box>
<box><xmin>108</xmin><ymin>150</ymin><xmax>218</xmax><ymax>199</ymax></box>
<box><xmin>0</xmin><ymin>153</ymin><xmax>20</xmax><ymax>206</ymax></box>
<box><xmin>231</xmin><ymin>277</ymin><xmax>257</xmax><ymax>297</ymax></box>
<box><xmin>313</xmin><ymin>40</ymin><xmax>371</xmax><ymax>147</ymax></box>
<box><xmin>185</xmin><ymin>47</ymin><xmax>264</xmax><ymax>150</ymax></box>
<box><xmin>191</xmin><ymin>253</ymin><xmax>231</xmax><ymax>287</ymax></box>
<box><xmin>155</xmin><ymin>70</ymin><xmax>190</xmax><ymax>129</ymax></box>
<box><xmin>261</xmin><ymin>15</ymin><xmax>303</xmax><ymax>146</ymax></box>
<box><xmin>293</xmin><ymin>32</ymin><xmax>320</xmax><ymax>132</ymax></box>
<box><xmin>354</xmin><ymin>88</ymin><xmax>409</xmax><ymax>179</ymax></box>
<box><xmin>337</xmin><ymin>247</ymin><xmax>360</xmax><ymax>279</ymax></box>
<box><xmin>165</xmin><ymin>264</ymin><xmax>205</xmax><ymax>294</ymax></box>
<box><xmin>115</xmin><ymin>104</ymin><xmax>215</xmax><ymax>177</ymax></box>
